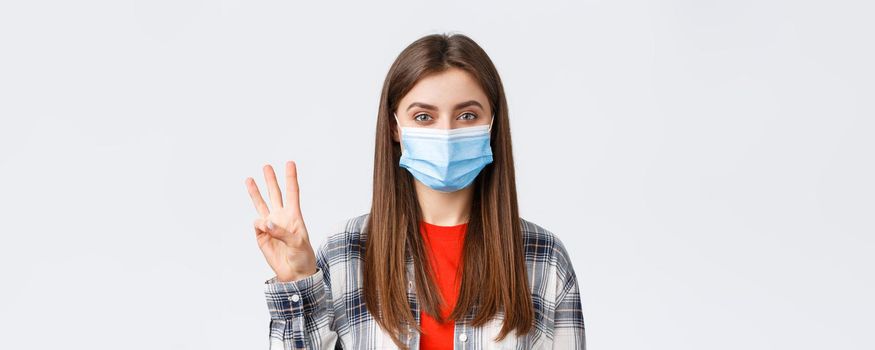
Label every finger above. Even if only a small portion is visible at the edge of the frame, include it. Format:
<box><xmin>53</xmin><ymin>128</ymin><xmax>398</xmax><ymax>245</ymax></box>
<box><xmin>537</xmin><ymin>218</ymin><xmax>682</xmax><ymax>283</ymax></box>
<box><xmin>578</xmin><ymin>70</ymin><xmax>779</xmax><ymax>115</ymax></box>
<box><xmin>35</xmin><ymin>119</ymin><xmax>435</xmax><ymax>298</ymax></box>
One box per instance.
<box><xmin>245</xmin><ymin>177</ymin><xmax>270</xmax><ymax>217</ymax></box>
<box><xmin>284</xmin><ymin>161</ymin><xmax>302</xmax><ymax>214</ymax></box>
<box><xmin>253</xmin><ymin>218</ymin><xmax>272</xmax><ymax>252</ymax></box>
<box><xmin>254</xmin><ymin>217</ymin><xmax>269</xmax><ymax>231</ymax></box>
<box><xmin>262</xmin><ymin>164</ymin><xmax>284</xmax><ymax>210</ymax></box>
<box><xmin>254</xmin><ymin>217</ymin><xmax>278</xmax><ymax>240</ymax></box>
<box><xmin>263</xmin><ymin>217</ymin><xmax>291</xmax><ymax>245</ymax></box>
<box><xmin>253</xmin><ymin>218</ymin><xmax>265</xmax><ymax>234</ymax></box>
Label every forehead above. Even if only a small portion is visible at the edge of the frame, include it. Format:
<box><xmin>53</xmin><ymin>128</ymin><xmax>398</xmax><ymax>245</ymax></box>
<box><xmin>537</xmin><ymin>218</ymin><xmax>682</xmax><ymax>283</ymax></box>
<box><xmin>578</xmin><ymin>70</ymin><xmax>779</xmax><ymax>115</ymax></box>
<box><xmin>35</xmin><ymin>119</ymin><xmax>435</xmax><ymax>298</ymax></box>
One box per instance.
<box><xmin>399</xmin><ymin>67</ymin><xmax>489</xmax><ymax>108</ymax></box>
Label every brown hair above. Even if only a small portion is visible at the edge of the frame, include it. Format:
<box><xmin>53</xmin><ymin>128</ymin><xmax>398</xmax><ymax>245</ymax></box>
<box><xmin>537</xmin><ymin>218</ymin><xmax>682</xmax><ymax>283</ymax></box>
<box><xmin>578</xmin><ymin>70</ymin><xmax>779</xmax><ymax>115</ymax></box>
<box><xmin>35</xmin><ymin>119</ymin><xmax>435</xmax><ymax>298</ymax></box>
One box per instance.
<box><xmin>362</xmin><ymin>33</ymin><xmax>532</xmax><ymax>349</ymax></box>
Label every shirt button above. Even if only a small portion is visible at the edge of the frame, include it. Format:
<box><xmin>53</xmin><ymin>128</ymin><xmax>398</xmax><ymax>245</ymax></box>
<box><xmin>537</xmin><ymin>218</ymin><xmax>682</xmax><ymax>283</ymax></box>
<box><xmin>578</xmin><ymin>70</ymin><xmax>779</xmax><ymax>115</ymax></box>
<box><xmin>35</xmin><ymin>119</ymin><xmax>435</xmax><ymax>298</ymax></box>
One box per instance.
<box><xmin>408</xmin><ymin>281</ymin><xmax>413</xmax><ymax>289</ymax></box>
<box><xmin>289</xmin><ymin>294</ymin><xmax>300</xmax><ymax>302</ymax></box>
<box><xmin>459</xmin><ymin>333</ymin><xmax>468</xmax><ymax>342</ymax></box>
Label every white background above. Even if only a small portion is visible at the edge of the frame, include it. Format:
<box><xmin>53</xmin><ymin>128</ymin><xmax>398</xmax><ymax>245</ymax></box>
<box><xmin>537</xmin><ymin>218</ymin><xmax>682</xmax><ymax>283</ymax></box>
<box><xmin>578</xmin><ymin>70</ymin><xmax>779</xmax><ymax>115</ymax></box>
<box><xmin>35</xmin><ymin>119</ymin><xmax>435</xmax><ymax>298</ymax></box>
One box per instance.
<box><xmin>1</xmin><ymin>0</ymin><xmax>872</xmax><ymax>349</ymax></box>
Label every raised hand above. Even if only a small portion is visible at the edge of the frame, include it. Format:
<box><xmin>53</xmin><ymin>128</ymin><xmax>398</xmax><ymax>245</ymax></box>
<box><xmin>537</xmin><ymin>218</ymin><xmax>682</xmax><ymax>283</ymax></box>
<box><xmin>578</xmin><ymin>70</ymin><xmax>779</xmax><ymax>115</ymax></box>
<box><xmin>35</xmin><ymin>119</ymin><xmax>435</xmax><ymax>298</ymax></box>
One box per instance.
<box><xmin>245</xmin><ymin>161</ymin><xmax>317</xmax><ymax>282</ymax></box>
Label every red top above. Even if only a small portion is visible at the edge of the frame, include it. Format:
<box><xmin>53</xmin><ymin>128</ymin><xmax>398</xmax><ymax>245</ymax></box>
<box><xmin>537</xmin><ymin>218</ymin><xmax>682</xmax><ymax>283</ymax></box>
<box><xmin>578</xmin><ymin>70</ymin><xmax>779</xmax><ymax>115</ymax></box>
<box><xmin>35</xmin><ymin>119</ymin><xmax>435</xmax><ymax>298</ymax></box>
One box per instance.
<box><xmin>418</xmin><ymin>220</ymin><xmax>467</xmax><ymax>349</ymax></box>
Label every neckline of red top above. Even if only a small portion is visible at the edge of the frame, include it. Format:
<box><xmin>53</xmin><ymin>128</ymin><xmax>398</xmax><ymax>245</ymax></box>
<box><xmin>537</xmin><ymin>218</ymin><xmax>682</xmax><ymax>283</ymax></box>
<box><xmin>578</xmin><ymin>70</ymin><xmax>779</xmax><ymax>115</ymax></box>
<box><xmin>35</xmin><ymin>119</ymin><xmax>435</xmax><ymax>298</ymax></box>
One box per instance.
<box><xmin>419</xmin><ymin>220</ymin><xmax>468</xmax><ymax>237</ymax></box>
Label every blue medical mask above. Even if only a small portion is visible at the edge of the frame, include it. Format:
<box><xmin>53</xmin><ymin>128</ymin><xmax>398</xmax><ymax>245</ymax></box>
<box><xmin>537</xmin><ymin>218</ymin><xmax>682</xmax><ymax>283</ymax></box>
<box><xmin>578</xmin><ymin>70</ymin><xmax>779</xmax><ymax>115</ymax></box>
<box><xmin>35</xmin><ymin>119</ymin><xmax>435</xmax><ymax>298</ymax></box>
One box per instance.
<box><xmin>394</xmin><ymin>113</ymin><xmax>495</xmax><ymax>192</ymax></box>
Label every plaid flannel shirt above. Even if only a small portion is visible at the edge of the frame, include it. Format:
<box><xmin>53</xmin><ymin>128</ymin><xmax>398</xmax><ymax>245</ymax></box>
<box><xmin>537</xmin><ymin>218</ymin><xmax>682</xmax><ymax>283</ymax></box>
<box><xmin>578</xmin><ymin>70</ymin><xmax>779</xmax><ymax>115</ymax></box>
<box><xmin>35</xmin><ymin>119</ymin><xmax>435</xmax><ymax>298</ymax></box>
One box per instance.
<box><xmin>264</xmin><ymin>213</ymin><xmax>586</xmax><ymax>349</ymax></box>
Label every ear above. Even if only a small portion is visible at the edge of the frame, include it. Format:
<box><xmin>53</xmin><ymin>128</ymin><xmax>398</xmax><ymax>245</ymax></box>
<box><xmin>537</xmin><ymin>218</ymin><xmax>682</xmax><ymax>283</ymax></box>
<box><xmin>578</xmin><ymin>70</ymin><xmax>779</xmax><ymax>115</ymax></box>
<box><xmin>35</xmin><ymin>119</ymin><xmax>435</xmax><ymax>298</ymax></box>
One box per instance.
<box><xmin>392</xmin><ymin>117</ymin><xmax>400</xmax><ymax>143</ymax></box>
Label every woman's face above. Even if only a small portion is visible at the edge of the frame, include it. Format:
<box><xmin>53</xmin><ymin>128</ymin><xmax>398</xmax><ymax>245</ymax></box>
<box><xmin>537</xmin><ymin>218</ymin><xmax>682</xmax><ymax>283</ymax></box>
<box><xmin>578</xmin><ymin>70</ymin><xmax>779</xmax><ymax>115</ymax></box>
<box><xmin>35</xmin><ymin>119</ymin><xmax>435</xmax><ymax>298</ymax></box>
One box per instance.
<box><xmin>393</xmin><ymin>67</ymin><xmax>493</xmax><ymax>142</ymax></box>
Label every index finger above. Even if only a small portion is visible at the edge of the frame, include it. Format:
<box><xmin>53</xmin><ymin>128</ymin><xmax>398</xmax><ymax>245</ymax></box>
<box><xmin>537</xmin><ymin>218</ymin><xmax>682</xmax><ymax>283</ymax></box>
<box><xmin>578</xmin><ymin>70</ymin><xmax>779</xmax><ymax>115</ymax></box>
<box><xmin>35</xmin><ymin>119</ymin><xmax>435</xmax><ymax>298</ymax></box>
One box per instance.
<box><xmin>245</xmin><ymin>177</ymin><xmax>270</xmax><ymax>217</ymax></box>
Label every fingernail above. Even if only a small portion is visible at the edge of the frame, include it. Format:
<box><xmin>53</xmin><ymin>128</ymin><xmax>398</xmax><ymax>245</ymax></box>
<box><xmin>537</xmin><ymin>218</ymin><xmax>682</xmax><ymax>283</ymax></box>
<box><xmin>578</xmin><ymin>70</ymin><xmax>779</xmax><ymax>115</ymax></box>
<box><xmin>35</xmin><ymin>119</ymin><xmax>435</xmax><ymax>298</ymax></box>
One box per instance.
<box><xmin>267</xmin><ymin>221</ymin><xmax>274</xmax><ymax>230</ymax></box>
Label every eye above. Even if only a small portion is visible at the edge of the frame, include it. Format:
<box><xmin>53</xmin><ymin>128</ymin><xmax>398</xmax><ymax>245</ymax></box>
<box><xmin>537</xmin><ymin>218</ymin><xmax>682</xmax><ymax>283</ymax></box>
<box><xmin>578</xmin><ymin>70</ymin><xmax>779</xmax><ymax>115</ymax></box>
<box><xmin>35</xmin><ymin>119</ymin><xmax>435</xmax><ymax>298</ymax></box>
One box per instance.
<box><xmin>457</xmin><ymin>112</ymin><xmax>477</xmax><ymax>121</ymax></box>
<box><xmin>413</xmin><ymin>113</ymin><xmax>433</xmax><ymax>122</ymax></box>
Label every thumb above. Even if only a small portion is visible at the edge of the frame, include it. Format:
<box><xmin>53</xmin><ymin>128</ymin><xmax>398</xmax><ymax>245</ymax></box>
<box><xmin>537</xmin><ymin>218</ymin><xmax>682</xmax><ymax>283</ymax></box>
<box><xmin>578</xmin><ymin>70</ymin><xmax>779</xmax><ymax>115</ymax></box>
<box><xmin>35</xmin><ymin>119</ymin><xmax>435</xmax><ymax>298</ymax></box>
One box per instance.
<box><xmin>263</xmin><ymin>218</ymin><xmax>289</xmax><ymax>243</ymax></box>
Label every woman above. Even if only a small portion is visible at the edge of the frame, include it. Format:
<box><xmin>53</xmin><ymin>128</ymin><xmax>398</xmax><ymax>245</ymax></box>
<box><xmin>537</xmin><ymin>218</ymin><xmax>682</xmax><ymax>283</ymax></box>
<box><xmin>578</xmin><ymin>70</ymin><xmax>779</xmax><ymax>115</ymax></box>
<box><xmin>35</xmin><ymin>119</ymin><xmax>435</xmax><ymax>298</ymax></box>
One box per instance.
<box><xmin>245</xmin><ymin>33</ymin><xmax>585</xmax><ymax>349</ymax></box>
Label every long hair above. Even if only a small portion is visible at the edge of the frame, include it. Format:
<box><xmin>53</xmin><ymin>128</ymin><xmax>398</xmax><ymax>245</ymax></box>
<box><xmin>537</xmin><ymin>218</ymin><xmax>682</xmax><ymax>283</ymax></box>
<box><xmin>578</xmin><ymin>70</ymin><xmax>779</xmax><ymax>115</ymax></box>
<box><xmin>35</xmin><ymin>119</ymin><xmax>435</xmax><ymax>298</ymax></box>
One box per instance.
<box><xmin>362</xmin><ymin>33</ymin><xmax>532</xmax><ymax>349</ymax></box>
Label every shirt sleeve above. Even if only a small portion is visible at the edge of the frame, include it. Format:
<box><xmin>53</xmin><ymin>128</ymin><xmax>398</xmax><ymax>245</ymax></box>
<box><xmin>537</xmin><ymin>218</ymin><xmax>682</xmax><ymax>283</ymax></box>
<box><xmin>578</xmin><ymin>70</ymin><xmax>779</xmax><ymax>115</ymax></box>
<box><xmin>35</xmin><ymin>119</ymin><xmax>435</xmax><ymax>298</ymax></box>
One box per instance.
<box><xmin>264</xmin><ymin>242</ymin><xmax>339</xmax><ymax>350</ymax></box>
<box><xmin>552</xmin><ymin>240</ymin><xmax>586</xmax><ymax>350</ymax></box>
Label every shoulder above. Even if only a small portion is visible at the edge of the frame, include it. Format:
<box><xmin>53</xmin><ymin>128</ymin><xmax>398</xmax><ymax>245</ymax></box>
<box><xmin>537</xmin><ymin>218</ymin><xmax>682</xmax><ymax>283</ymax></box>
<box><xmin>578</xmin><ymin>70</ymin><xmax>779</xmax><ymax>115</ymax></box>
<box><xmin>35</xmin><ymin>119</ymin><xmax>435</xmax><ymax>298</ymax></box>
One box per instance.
<box><xmin>519</xmin><ymin>218</ymin><xmax>583</xmax><ymax>304</ymax></box>
<box><xmin>321</xmin><ymin>215</ymin><xmax>573</xmax><ymax>264</ymax></box>
<box><xmin>519</xmin><ymin>217</ymin><xmax>576</xmax><ymax>275</ymax></box>
<box><xmin>328</xmin><ymin>212</ymin><xmax>370</xmax><ymax>238</ymax></box>
<box><xmin>317</xmin><ymin>212</ymin><xmax>370</xmax><ymax>261</ymax></box>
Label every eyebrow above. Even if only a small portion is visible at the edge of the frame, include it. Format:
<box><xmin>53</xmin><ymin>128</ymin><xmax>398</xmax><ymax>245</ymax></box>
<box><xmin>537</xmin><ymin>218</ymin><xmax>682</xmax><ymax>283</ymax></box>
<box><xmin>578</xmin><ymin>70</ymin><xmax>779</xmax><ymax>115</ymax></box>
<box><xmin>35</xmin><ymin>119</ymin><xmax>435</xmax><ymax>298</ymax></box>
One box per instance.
<box><xmin>406</xmin><ymin>100</ymin><xmax>484</xmax><ymax>112</ymax></box>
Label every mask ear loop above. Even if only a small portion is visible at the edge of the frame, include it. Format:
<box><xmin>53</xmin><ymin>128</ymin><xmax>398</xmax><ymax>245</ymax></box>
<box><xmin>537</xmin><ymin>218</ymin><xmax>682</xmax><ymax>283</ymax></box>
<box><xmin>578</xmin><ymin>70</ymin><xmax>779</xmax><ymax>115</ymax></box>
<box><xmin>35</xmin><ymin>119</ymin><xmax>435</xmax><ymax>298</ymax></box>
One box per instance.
<box><xmin>488</xmin><ymin>113</ymin><xmax>496</xmax><ymax>133</ymax></box>
<box><xmin>393</xmin><ymin>113</ymin><xmax>404</xmax><ymax>145</ymax></box>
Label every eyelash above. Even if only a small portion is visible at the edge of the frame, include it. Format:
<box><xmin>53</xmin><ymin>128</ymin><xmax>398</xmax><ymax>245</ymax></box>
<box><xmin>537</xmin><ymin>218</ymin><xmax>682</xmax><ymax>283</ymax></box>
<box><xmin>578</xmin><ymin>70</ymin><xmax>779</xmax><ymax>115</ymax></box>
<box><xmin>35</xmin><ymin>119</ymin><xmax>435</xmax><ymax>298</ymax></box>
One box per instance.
<box><xmin>413</xmin><ymin>112</ymin><xmax>477</xmax><ymax>122</ymax></box>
